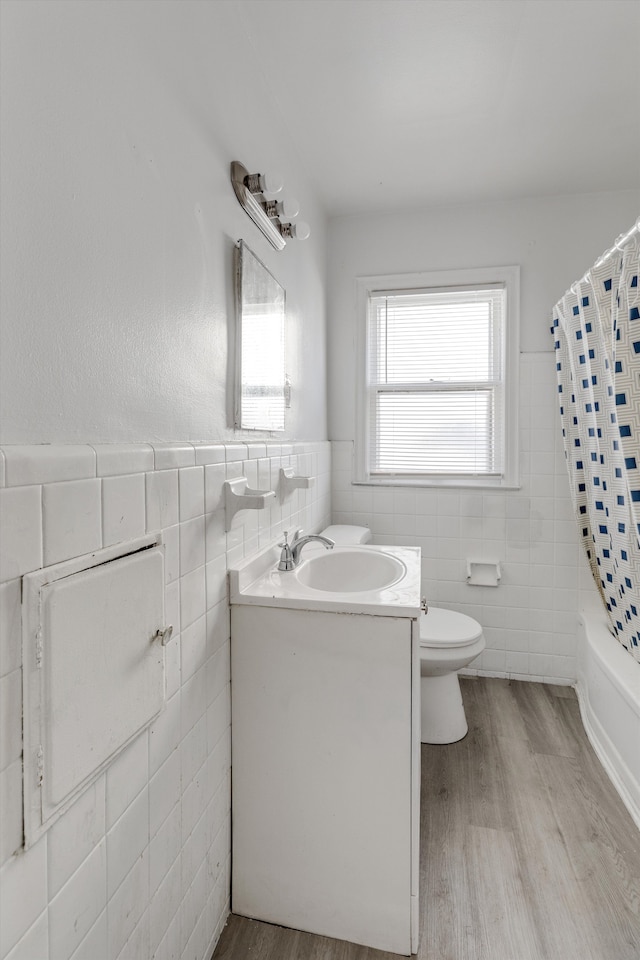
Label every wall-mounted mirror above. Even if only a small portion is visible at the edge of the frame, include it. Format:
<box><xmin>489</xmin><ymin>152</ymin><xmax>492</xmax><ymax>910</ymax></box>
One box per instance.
<box><xmin>235</xmin><ymin>241</ymin><xmax>286</xmax><ymax>431</ymax></box>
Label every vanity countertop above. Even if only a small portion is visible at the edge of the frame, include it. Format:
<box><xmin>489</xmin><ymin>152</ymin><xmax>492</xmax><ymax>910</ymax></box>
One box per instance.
<box><xmin>228</xmin><ymin>541</ymin><xmax>422</xmax><ymax>618</ymax></box>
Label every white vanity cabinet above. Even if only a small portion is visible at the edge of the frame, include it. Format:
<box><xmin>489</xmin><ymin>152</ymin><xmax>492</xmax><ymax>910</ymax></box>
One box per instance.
<box><xmin>230</xmin><ymin>602</ymin><xmax>420</xmax><ymax>956</ymax></box>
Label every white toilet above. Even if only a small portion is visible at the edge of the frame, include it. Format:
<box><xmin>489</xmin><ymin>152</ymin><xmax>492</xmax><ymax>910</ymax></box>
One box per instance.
<box><xmin>418</xmin><ymin>606</ymin><xmax>485</xmax><ymax>744</ymax></box>
<box><xmin>319</xmin><ymin>524</ymin><xmax>485</xmax><ymax>745</ymax></box>
<box><xmin>320</xmin><ymin>523</ymin><xmax>373</xmax><ymax>546</ymax></box>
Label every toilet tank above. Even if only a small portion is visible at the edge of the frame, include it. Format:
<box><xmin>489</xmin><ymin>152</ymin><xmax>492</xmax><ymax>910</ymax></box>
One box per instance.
<box><xmin>321</xmin><ymin>524</ymin><xmax>371</xmax><ymax>544</ymax></box>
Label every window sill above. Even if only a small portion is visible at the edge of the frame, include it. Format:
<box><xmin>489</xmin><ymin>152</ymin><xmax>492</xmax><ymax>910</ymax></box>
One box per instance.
<box><xmin>352</xmin><ymin>477</ymin><xmax>522</xmax><ymax>491</ymax></box>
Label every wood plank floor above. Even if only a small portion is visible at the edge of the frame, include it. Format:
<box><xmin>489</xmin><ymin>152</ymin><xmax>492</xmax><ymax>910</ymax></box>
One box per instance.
<box><xmin>212</xmin><ymin>678</ymin><xmax>640</xmax><ymax>960</ymax></box>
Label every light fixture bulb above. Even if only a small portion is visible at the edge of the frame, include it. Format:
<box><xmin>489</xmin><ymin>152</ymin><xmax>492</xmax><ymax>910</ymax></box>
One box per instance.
<box><xmin>263</xmin><ymin>196</ymin><xmax>300</xmax><ymax>219</ymax></box>
<box><xmin>244</xmin><ymin>170</ymin><xmax>284</xmax><ymax>195</ymax></box>
<box><xmin>279</xmin><ymin>220</ymin><xmax>311</xmax><ymax>240</ymax></box>
<box><xmin>261</xmin><ymin>171</ymin><xmax>284</xmax><ymax>194</ymax></box>
<box><xmin>291</xmin><ymin>220</ymin><xmax>310</xmax><ymax>240</ymax></box>
<box><xmin>277</xmin><ymin>197</ymin><xmax>300</xmax><ymax>218</ymax></box>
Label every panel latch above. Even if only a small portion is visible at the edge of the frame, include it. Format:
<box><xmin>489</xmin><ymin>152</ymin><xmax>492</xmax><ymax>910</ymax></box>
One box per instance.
<box><xmin>152</xmin><ymin>626</ymin><xmax>173</xmax><ymax>646</ymax></box>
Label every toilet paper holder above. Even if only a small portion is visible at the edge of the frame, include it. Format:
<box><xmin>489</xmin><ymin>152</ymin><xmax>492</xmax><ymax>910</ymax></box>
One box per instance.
<box><xmin>466</xmin><ymin>561</ymin><xmax>501</xmax><ymax>587</ymax></box>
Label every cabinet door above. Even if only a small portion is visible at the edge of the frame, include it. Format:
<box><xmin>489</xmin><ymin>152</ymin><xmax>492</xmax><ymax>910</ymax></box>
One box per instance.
<box><xmin>231</xmin><ymin>605</ymin><xmax>413</xmax><ymax>955</ymax></box>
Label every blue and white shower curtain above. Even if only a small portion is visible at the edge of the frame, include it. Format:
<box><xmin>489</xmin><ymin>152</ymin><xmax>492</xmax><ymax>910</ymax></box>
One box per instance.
<box><xmin>552</xmin><ymin>227</ymin><xmax>640</xmax><ymax>663</ymax></box>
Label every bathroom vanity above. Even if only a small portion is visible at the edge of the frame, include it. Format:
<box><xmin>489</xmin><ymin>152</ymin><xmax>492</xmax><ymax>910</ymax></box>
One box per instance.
<box><xmin>229</xmin><ymin>543</ymin><xmax>421</xmax><ymax>955</ymax></box>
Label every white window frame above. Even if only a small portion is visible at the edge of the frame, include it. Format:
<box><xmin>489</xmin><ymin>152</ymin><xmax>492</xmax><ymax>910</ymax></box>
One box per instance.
<box><xmin>355</xmin><ymin>265</ymin><xmax>520</xmax><ymax>489</ymax></box>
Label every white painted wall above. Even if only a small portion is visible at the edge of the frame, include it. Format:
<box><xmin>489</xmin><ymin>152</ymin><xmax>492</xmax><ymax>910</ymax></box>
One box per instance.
<box><xmin>0</xmin><ymin>0</ymin><xmax>327</xmax><ymax>445</ymax></box>
<box><xmin>0</xmin><ymin>2</ymin><xmax>330</xmax><ymax>959</ymax></box>
<box><xmin>327</xmin><ymin>192</ymin><xmax>640</xmax><ymax>682</ymax></box>
<box><xmin>328</xmin><ymin>191</ymin><xmax>638</xmax><ymax>438</ymax></box>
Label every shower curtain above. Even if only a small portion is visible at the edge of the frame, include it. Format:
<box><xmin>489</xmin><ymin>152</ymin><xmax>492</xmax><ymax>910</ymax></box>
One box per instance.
<box><xmin>552</xmin><ymin>223</ymin><xmax>640</xmax><ymax>664</ymax></box>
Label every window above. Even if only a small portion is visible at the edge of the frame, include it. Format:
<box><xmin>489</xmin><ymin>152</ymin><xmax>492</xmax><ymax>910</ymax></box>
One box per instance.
<box><xmin>356</xmin><ymin>266</ymin><xmax>519</xmax><ymax>487</ymax></box>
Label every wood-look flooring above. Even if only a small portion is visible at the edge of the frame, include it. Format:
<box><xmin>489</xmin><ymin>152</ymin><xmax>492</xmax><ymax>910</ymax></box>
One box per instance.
<box><xmin>212</xmin><ymin>678</ymin><xmax>640</xmax><ymax>960</ymax></box>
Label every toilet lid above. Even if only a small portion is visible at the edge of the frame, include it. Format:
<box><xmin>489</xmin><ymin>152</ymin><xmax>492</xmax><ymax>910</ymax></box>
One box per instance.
<box><xmin>420</xmin><ymin>607</ymin><xmax>483</xmax><ymax>647</ymax></box>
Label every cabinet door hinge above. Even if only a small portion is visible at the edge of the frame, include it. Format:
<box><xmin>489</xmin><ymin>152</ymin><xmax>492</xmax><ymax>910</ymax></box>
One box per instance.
<box><xmin>36</xmin><ymin>746</ymin><xmax>44</xmax><ymax>787</ymax></box>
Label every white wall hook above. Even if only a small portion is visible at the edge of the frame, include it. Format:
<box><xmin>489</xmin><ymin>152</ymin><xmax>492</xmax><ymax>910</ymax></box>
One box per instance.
<box><xmin>224</xmin><ymin>477</ymin><xmax>275</xmax><ymax>531</ymax></box>
<box><xmin>279</xmin><ymin>467</ymin><xmax>315</xmax><ymax>501</ymax></box>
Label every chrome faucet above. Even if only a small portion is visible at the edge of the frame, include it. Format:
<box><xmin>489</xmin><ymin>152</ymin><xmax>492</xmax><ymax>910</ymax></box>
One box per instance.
<box><xmin>277</xmin><ymin>530</ymin><xmax>335</xmax><ymax>571</ymax></box>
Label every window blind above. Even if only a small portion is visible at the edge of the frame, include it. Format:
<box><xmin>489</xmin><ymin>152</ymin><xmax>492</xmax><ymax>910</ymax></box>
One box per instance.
<box><xmin>366</xmin><ymin>285</ymin><xmax>506</xmax><ymax>478</ymax></box>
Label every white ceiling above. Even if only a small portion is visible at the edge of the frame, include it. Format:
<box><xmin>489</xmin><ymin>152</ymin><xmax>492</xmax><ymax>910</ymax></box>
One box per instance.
<box><xmin>236</xmin><ymin>0</ymin><xmax>640</xmax><ymax>217</ymax></box>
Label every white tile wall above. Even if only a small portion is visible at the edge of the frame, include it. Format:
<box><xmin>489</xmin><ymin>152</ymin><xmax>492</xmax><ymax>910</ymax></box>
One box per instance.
<box><xmin>0</xmin><ymin>439</ymin><xmax>331</xmax><ymax>960</ymax></box>
<box><xmin>0</xmin><ymin>486</ymin><xmax>42</xmax><ymax>582</ymax></box>
<box><xmin>101</xmin><ymin>474</ymin><xmax>146</xmax><ymax>546</ymax></box>
<box><xmin>42</xmin><ymin>479</ymin><xmax>102</xmax><ymax>566</ymax></box>
<box><xmin>331</xmin><ymin>354</ymin><xmax>581</xmax><ymax>684</ymax></box>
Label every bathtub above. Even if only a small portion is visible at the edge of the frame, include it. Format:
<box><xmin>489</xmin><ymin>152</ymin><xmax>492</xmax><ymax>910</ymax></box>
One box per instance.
<box><xmin>576</xmin><ymin>599</ymin><xmax>640</xmax><ymax>831</ymax></box>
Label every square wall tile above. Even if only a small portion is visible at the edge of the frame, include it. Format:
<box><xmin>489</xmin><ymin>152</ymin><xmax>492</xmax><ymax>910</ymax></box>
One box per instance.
<box><xmin>149</xmin><ymin>853</ymin><xmax>182</xmax><ymax>956</ymax></box>
<box><xmin>164</xmin><ymin>635</ymin><xmax>181</xmax><ymax>700</ymax></box>
<box><xmin>163</xmin><ymin>525</ymin><xmax>180</xmax><ymax>584</ymax></box>
<box><xmin>181</xmin><ymin>715</ymin><xmax>207</xmax><ymax>787</ymax></box>
<box><xmin>150</xmin><ymin>800</ymin><xmax>180</xmax><ymax>896</ymax></box>
<box><xmin>206</xmin><ymin>556</ymin><xmax>227</xmax><ymax>610</ymax></box>
<box><xmin>179</xmin><ymin>517</ymin><xmax>205</xmax><ymax>576</ymax></box>
<box><xmin>194</xmin><ymin>445</ymin><xmax>225</xmax><ymax>466</ymax></box>
<box><xmin>0</xmin><ymin>579</ymin><xmax>22</xmax><ymax>677</ymax></box>
<box><xmin>181</xmin><ymin>668</ymin><xmax>208</xmax><ymax>738</ymax></box>
<box><xmin>205</xmin><ymin>510</ymin><xmax>226</xmax><ymax>562</ymax></box>
<box><xmin>150</xmin><ymin>750</ymin><xmax>181</xmax><ymax>839</ymax></box>
<box><xmin>181</xmin><ymin>617</ymin><xmax>207</xmax><ymax>684</ymax></box>
<box><xmin>180</xmin><ymin>567</ymin><xmax>206</xmax><ymax>630</ymax></box>
<box><xmin>107</xmin><ymin>787</ymin><xmax>148</xmax><ymax>898</ymax></box>
<box><xmin>0</xmin><ymin>670</ymin><xmax>21</xmax><ymax>772</ymax></box>
<box><xmin>146</xmin><ymin>470</ymin><xmax>179</xmax><ymax>531</ymax></box>
<box><xmin>179</xmin><ymin>467</ymin><xmax>205</xmax><ymax>521</ymax></box>
<box><xmin>149</xmin><ymin>691</ymin><xmax>181</xmax><ymax>778</ymax></box>
<box><xmin>67</xmin><ymin>911</ymin><xmax>107</xmax><ymax>960</ymax></box>
<box><xmin>3</xmin><ymin>909</ymin><xmax>48</xmax><ymax>960</ymax></box>
<box><xmin>107</xmin><ymin>848</ymin><xmax>148</xmax><ymax>959</ymax></box>
<box><xmin>42</xmin><ymin>479</ymin><xmax>101</xmax><ymax>566</ymax></box>
<box><xmin>0</xmin><ymin>835</ymin><xmax>48</xmax><ymax>958</ymax></box>
<box><xmin>152</xmin><ymin>444</ymin><xmax>195</xmax><ymax>470</ymax></box>
<box><xmin>105</xmin><ymin>734</ymin><xmax>148</xmax><ymax>831</ymax></box>
<box><xmin>165</xmin><ymin>579</ymin><xmax>181</xmax><ymax>637</ymax></box>
<box><xmin>47</xmin><ymin>776</ymin><xmax>105</xmax><ymax>899</ymax></box>
<box><xmin>206</xmin><ymin>602</ymin><xmax>229</xmax><ymax>661</ymax></box>
<box><xmin>0</xmin><ymin>759</ymin><xmax>23</xmax><ymax>865</ymax></box>
<box><xmin>224</xmin><ymin>444</ymin><xmax>247</xmax><ymax>463</ymax></box>
<box><xmin>115</xmin><ymin>909</ymin><xmax>149</xmax><ymax>960</ymax></box>
<box><xmin>102</xmin><ymin>474</ymin><xmax>146</xmax><ymax>547</ymax></box>
<box><xmin>204</xmin><ymin>464</ymin><xmax>226</xmax><ymax>514</ymax></box>
<box><xmin>0</xmin><ymin>486</ymin><xmax>42</xmax><ymax>582</ymax></box>
<box><xmin>3</xmin><ymin>445</ymin><xmax>95</xmax><ymax>486</ymax></box>
<box><xmin>92</xmin><ymin>444</ymin><xmax>153</xmax><ymax>477</ymax></box>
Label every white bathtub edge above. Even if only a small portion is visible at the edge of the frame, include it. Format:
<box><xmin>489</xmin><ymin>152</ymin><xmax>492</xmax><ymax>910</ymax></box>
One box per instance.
<box><xmin>575</xmin><ymin>682</ymin><xmax>640</xmax><ymax>832</ymax></box>
<box><xmin>576</xmin><ymin>604</ymin><xmax>640</xmax><ymax>833</ymax></box>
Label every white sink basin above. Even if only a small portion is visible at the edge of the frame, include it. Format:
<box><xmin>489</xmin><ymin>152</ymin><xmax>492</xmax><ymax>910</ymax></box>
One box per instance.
<box><xmin>294</xmin><ymin>548</ymin><xmax>406</xmax><ymax>593</ymax></box>
<box><xmin>228</xmin><ymin>542</ymin><xmax>421</xmax><ymax>617</ymax></box>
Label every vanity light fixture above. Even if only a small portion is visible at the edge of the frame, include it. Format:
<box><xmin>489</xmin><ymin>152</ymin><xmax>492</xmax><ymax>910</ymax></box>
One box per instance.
<box><xmin>230</xmin><ymin>160</ymin><xmax>310</xmax><ymax>250</ymax></box>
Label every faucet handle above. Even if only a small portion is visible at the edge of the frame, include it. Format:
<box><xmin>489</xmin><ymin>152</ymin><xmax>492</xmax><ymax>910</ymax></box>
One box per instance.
<box><xmin>277</xmin><ymin>531</ymin><xmax>295</xmax><ymax>571</ymax></box>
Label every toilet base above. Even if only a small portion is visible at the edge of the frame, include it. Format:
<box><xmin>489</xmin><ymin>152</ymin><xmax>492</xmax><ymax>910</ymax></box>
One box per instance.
<box><xmin>420</xmin><ymin>671</ymin><xmax>468</xmax><ymax>744</ymax></box>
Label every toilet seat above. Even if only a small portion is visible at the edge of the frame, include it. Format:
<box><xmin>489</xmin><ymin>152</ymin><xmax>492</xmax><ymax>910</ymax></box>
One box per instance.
<box><xmin>420</xmin><ymin>607</ymin><xmax>483</xmax><ymax>649</ymax></box>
